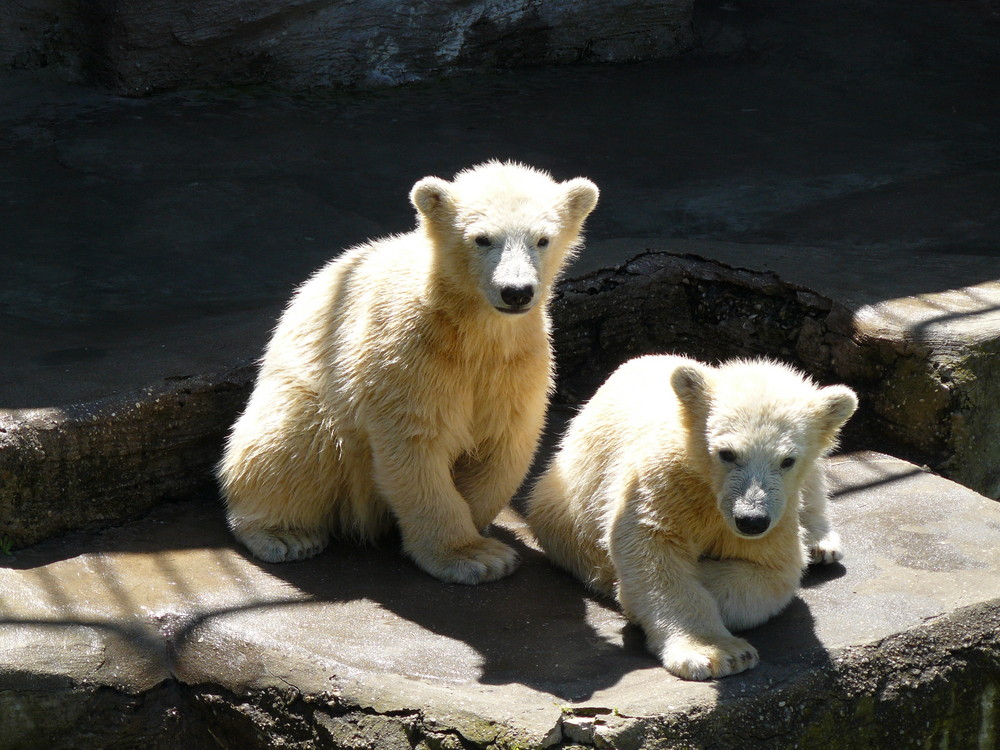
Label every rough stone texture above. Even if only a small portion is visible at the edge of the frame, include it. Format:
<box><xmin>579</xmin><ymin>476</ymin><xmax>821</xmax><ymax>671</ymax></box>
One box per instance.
<box><xmin>0</xmin><ymin>1</ymin><xmax>85</xmax><ymax>74</ymax></box>
<box><xmin>2</xmin><ymin>452</ymin><xmax>999</xmax><ymax>748</ymax></box>
<box><xmin>0</xmin><ymin>0</ymin><xmax>694</xmax><ymax>95</ymax></box>
<box><xmin>0</xmin><ymin>366</ymin><xmax>253</xmax><ymax>549</ymax></box>
<box><xmin>853</xmin><ymin>288</ymin><xmax>1000</xmax><ymax>498</ymax></box>
<box><xmin>551</xmin><ymin>251</ymin><xmax>1000</xmax><ymax>499</ymax></box>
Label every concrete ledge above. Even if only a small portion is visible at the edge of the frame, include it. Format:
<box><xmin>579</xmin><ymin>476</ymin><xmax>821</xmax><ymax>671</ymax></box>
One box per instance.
<box><xmin>0</xmin><ymin>366</ymin><xmax>254</xmax><ymax>548</ymax></box>
<box><xmin>2</xmin><ymin>452</ymin><xmax>999</xmax><ymax>748</ymax></box>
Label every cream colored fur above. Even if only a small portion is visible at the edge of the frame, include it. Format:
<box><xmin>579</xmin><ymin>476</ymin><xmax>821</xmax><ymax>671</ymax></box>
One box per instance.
<box><xmin>218</xmin><ymin>161</ymin><xmax>598</xmax><ymax>584</ymax></box>
<box><xmin>528</xmin><ymin>355</ymin><xmax>857</xmax><ymax>679</ymax></box>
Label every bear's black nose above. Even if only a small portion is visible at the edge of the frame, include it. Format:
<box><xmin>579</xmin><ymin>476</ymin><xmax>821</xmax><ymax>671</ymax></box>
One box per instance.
<box><xmin>500</xmin><ymin>284</ymin><xmax>535</xmax><ymax>309</ymax></box>
<box><xmin>734</xmin><ymin>510</ymin><xmax>770</xmax><ymax>536</ymax></box>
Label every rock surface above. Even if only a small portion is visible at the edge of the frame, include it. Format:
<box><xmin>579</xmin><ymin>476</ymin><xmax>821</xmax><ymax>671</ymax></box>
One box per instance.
<box><xmin>0</xmin><ymin>367</ymin><xmax>254</xmax><ymax>548</ymax></box>
<box><xmin>5</xmin><ymin>240</ymin><xmax>999</xmax><ymax>548</ymax></box>
<box><xmin>2</xmin><ymin>451</ymin><xmax>999</xmax><ymax>748</ymax></box>
<box><xmin>3</xmin><ymin>2</ymin><xmax>1000</xmax><ymax>746</ymax></box>
<box><xmin>0</xmin><ymin>0</ymin><xmax>694</xmax><ymax>95</ymax></box>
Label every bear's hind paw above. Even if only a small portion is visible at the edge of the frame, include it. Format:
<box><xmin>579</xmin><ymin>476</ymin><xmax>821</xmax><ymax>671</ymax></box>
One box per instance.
<box><xmin>661</xmin><ymin>635</ymin><xmax>759</xmax><ymax>681</ymax></box>
<box><xmin>417</xmin><ymin>536</ymin><xmax>520</xmax><ymax>585</ymax></box>
<box><xmin>238</xmin><ymin>528</ymin><xmax>329</xmax><ymax>563</ymax></box>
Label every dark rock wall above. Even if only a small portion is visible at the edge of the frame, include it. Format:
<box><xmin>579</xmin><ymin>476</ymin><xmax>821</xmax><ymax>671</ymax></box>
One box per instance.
<box><xmin>1</xmin><ymin>0</ymin><xmax>694</xmax><ymax>95</ymax></box>
<box><xmin>0</xmin><ymin>0</ymin><xmax>87</xmax><ymax>73</ymax></box>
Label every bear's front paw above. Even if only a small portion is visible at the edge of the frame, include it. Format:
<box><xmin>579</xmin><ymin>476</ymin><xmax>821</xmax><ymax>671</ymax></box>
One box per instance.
<box><xmin>238</xmin><ymin>528</ymin><xmax>329</xmax><ymax>563</ymax></box>
<box><xmin>660</xmin><ymin>635</ymin><xmax>759</xmax><ymax>681</ymax></box>
<box><xmin>808</xmin><ymin>530</ymin><xmax>843</xmax><ymax>565</ymax></box>
<box><xmin>417</xmin><ymin>536</ymin><xmax>519</xmax><ymax>585</ymax></box>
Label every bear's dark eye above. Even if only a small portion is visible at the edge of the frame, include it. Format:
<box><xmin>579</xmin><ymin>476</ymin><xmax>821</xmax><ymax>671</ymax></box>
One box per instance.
<box><xmin>780</xmin><ymin>456</ymin><xmax>796</xmax><ymax>469</ymax></box>
<box><xmin>474</xmin><ymin>235</ymin><xmax>491</xmax><ymax>248</ymax></box>
<box><xmin>537</xmin><ymin>237</ymin><xmax>549</xmax><ymax>248</ymax></box>
<box><xmin>718</xmin><ymin>449</ymin><xmax>737</xmax><ymax>463</ymax></box>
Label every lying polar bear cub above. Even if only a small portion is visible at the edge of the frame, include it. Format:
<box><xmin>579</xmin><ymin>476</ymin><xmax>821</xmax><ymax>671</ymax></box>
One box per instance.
<box><xmin>527</xmin><ymin>355</ymin><xmax>857</xmax><ymax>680</ymax></box>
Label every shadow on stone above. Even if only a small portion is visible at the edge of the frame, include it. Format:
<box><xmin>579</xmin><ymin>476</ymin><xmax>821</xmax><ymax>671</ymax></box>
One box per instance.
<box><xmin>177</xmin><ymin>525</ymin><xmax>644</xmax><ymax>702</ymax></box>
<box><xmin>3</xmin><ymin>451</ymin><xmax>1000</xmax><ymax>749</ymax></box>
<box><xmin>1</xmin><ymin>492</ymin><xmax>639</xmax><ymax>704</ymax></box>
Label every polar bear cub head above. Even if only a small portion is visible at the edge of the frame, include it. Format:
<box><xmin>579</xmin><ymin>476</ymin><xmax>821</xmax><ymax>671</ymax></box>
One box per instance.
<box><xmin>671</xmin><ymin>359</ymin><xmax>858</xmax><ymax>539</ymax></box>
<box><xmin>410</xmin><ymin>161</ymin><xmax>599</xmax><ymax>315</ymax></box>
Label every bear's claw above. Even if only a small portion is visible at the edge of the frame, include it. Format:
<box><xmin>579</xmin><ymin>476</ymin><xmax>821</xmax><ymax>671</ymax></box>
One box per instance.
<box><xmin>661</xmin><ymin>635</ymin><xmax>760</xmax><ymax>681</ymax></box>
<box><xmin>238</xmin><ymin>528</ymin><xmax>330</xmax><ymax>563</ymax></box>
<box><xmin>808</xmin><ymin>530</ymin><xmax>844</xmax><ymax>565</ymax></box>
<box><xmin>416</xmin><ymin>536</ymin><xmax>520</xmax><ymax>585</ymax></box>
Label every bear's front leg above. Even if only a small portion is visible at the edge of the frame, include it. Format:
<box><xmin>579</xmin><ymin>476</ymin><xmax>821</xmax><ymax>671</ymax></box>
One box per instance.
<box><xmin>696</xmin><ymin>556</ymin><xmax>802</xmax><ymax>632</ymax></box>
<box><xmin>371</xmin><ymin>437</ymin><xmax>519</xmax><ymax>585</ymax></box>
<box><xmin>454</xmin><ymin>436</ymin><xmax>541</xmax><ymax>532</ymax></box>
<box><xmin>610</xmin><ymin>503</ymin><xmax>758</xmax><ymax>681</ymax></box>
<box><xmin>798</xmin><ymin>463</ymin><xmax>844</xmax><ymax>565</ymax></box>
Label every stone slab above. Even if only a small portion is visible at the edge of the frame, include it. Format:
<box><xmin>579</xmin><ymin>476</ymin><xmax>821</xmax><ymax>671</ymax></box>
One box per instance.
<box><xmin>0</xmin><ymin>367</ymin><xmax>254</xmax><ymax>549</ymax></box>
<box><xmin>1</xmin><ymin>452</ymin><xmax>999</xmax><ymax>748</ymax></box>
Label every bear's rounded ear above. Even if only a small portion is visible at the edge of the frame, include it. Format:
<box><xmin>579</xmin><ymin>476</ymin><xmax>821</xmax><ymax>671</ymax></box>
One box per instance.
<box><xmin>814</xmin><ymin>385</ymin><xmax>858</xmax><ymax>436</ymax></box>
<box><xmin>560</xmin><ymin>178</ymin><xmax>600</xmax><ymax>224</ymax></box>
<box><xmin>671</xmin><ymin>362</ymin><xmax>711</xmax><ymax>415</ymax></box>
<box><xmin>410</xmin><ymin>176</ymin><xmax>455</xmax><ymax>226</ymax></box>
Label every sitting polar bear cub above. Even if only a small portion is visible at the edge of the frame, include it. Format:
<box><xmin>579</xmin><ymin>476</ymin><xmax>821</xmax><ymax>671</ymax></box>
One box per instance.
<box><xmin>218</xmin><ymin>161</ymin><xmax>599</xmax><ymax>585</ymax></box>
<box><xmin>528</xmin><ymin>355</ymin><xmax>857</xmax><ymax>680</ymax></box>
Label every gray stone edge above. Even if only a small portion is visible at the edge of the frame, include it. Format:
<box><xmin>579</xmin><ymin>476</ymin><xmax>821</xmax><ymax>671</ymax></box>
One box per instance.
<box><xmin>0</xmin><ymin>365</ymin><xmax>255</xmax><ymax>548</ymax></box>
<box><xmin>2</xmin><ymin>596</ymin><xmax>997</xmax><ymax>749</ymax></box>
